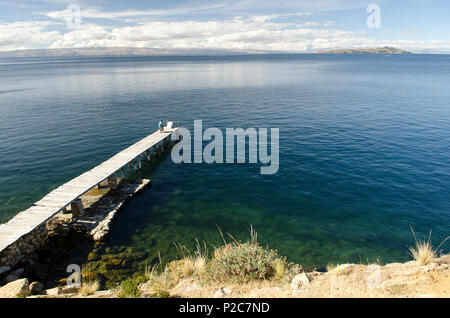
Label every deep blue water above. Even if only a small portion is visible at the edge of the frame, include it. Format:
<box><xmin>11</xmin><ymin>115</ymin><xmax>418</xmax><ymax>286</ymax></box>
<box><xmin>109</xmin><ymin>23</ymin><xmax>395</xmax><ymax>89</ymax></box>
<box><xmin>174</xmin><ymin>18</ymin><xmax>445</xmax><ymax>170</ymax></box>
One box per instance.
<box><xmin>0</xmin><ymin>54</ymin><xmax>449</xmax><ymax>277</ymax></box>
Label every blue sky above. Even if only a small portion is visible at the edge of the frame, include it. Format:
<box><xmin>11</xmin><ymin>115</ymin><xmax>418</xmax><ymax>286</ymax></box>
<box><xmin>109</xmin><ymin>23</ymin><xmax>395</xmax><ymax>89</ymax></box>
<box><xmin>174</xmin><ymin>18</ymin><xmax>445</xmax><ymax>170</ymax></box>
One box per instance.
<box><xmin>0</xmin><ymin>0</ymin><xmax>449</xmax><ymax>52</ymax></box>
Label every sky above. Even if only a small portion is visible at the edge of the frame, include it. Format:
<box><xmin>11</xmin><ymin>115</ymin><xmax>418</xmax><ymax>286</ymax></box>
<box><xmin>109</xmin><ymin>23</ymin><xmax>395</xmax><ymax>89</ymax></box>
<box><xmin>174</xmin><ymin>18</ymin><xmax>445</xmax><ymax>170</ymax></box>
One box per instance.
<box><xmin>0</xmin><ymin>0</ymin><xmax>449</xmax><ymax>52</ymax></box>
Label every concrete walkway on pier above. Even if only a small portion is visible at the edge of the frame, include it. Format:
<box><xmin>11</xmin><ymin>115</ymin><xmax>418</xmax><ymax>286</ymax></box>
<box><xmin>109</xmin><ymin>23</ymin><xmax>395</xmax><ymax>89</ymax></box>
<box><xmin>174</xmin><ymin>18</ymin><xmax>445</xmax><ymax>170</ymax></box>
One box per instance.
<box><xmin>0</xmin><ymin>125</ymin><xmax>178</xmax><ymax>253</ymax></box>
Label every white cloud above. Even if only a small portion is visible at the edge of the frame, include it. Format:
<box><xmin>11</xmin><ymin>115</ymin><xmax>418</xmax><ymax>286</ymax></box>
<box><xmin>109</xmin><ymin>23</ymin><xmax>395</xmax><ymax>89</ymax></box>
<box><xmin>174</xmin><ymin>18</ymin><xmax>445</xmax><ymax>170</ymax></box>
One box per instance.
<box><xmin>2</xmin><ymin>15</ymin><xmax>450</xmax><ymax>53</ymax></box>
<box><xmin>249</xmin><ymin>12</ymin><xmax>313</xmax><ymax>23</ymax></box>
<box><xmin>0</xmin><ymin>21</ymin><xmax>61</xmax><ymax>51</ymax></box>
<box><xmin>46</xmin><ymin>18</ymin><xmax>360</xmax><ymax>51</ymax></box>
<box><xmin>44</xmin><ymin>2</ymin><xmax>231</xmax><ymax>21</ymax></box>
<box><xmin>220</xmin><ymin>0</ymin><xmax>378</xmax><ymax>12</ymax></box>
<box><xmin>41</xmin><ymin>0</ymin><xmax>383</xmax><ymax>23</ymax></box>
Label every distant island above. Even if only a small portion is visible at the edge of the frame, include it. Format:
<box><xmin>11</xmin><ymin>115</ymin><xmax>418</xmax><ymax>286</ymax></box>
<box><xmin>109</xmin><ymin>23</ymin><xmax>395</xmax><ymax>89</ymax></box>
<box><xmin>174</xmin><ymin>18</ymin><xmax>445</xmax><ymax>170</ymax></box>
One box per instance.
<box><xmin>317</xmin><ymin>47</ymin><xmax>412</xmax><ymax>54</ymax></box>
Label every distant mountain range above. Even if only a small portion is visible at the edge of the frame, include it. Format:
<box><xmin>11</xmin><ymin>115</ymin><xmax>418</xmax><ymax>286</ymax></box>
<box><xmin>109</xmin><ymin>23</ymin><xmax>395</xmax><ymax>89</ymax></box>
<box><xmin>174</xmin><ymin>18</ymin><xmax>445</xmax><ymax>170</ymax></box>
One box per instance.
<box><xmin>0</xmin><ymin>46</ymin><xmax>438</xmax><ymax>58</ymax></box>
<box><xmin>0</xmin><ymin>47</ymin><xmax>269</xmax><ymax>58</ymax></box>
<box><xmin>317</xmin><ymin>47</ymin><xmax>412</xmax><ymax>54</ymax></box>
<box><xmin>0</xmin><ymin>47</ymin><xmax>170</xmax><ymax>58</ymax></box>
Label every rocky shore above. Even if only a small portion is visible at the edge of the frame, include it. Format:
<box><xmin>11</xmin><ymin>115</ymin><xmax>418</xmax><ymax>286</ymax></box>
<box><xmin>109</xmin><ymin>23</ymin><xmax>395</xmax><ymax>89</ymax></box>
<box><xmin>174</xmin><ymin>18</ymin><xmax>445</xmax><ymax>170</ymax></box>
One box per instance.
<box><xmin>1</xmin><ymin>254</ymin><xmax>448</xmax><ymax>298</ymax></box>
<box><xmin>1</xmin><ymin>220</ymin><xmax>448</xmax><ymax>298</ymax></box>
<box><xmin>0</xmin><ymin>178</ymin><xmax>151</xmax><ymax>295</ymax></box>
<box><xmin>0</xmin><ymin>162</ymin><xmax>447</xmax><ymax>298</ymax></box>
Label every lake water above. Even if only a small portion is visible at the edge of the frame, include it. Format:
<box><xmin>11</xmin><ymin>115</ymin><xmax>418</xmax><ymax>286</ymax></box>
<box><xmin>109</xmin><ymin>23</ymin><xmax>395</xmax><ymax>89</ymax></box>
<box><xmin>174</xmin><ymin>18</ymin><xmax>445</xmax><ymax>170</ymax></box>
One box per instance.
<box><xmin>0</xmin><ymin>54</ymin><xmax>449</xmax><ymax>284</ymax></box>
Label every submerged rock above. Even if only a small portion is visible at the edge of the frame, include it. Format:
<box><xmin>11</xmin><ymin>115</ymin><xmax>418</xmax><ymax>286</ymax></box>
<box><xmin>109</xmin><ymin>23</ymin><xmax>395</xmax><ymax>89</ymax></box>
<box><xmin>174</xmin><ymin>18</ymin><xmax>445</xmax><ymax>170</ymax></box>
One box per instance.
<box><xmin>0</xmin><ymin>266</ymin><xmax>10</xmax><ymax>276</ymax></box>
<box><xmin>29</xmin><ymin>282</ymin><xmax>45</xmax><ymax>295</ymax></box>
<box><xmin>4</xmin><ymin>268</ymin><xmax>24</xmax><ymax>284</ymax></box>
<box><xmin>14</xmin><ymin>268</ymin><xmax>24</xmax><ymax>277</ymax></box>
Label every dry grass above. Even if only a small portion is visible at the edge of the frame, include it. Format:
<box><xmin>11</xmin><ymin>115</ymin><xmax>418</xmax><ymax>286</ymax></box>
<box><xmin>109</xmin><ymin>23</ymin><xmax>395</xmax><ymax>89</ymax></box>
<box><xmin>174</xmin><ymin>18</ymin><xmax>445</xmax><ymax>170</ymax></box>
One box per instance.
<box><xmin>146</xmin><ymin>272</ymin><xmax>172</xmax><ymax>297</ymax></box>
<box><xmin>79</xmin><ymin>279</ymin><xmax>100</xmax><ymax>296</ymax></box>
<box><xmin>143</xmin><ymin>263</ymin><xmax>173</xmax><ymax>298</ymax></box>
<box><xmin>145</xmin><ymin>263</ymin><xmax>160</xmax><ymax>281</ymax></box>
<box><xmin>166</xmin><ymin>256</ymin><xmax>207</xmax><ymax>279</ymax></box>
<box><xmin>193</xmin><ymin>256</ymin><xmax>207</xmax><ymax>275</ymax></box>
<box><xmin>408</xmin><ymin>226</ymin><xmax>449</xmax><ymax>265</ymax></box>
<box><xmin>272</xmin><ymin>259</ymin><xmax>285</xmax><ymax>279</ymax></box>
<box><xmin>171</xmin><ymin>239</ymin><xmax>208</xmax><ymax>278</ymax></box>
<box><xmin>140</xmin><ymin>248</ymin><xmax>207</xmax><ymax>298</ymax></box>
<box><xmin>409</xmin><ymin>240</ymin><xmax>435</xmax><ymax>265</ymax></box>
<box><xmin>182</xmin><ymin>258</ymin><xmax>195</xmax><ymax>277</ymax></box>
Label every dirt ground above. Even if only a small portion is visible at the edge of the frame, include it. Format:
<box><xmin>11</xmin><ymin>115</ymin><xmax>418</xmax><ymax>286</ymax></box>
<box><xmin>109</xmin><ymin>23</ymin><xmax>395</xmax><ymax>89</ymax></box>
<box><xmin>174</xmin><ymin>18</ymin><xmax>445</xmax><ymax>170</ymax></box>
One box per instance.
<box><xmin>164</xmin><ymin>254</ymin><xmax>450</xmax><ymax>298</ymax></box>
<box><xmin>24</xmin><ymin>254</ymin><xmax>449</xmax><ymax>298</ymax></box>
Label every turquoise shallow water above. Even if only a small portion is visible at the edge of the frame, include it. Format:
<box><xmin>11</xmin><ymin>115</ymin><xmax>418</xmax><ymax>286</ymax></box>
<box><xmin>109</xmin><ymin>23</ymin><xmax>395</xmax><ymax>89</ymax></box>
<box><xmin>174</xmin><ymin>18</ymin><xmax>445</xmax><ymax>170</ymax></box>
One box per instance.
<box><xmin>0</xmin><ymin>54</ymin><xmax>449</xmax><ymax>280</ymax></box>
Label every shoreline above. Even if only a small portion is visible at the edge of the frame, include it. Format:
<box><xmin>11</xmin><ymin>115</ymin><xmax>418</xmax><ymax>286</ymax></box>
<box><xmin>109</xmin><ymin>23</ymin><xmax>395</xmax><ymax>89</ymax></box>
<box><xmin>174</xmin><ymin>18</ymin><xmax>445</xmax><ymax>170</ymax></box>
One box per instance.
<box><xmin>1</xmin><ymin>217</ymin><xmax>448</xmax><ymax>298</ymax></box>
<box><xmin>1</xmin><ymin>170</ymin><xmax>448</xmax><ymax>297</ymax></box>
<box><xmin>0</xmin><ymin>178</ymin><xmax>151</xmax><ymax>290</ymax></box>
<box><xmin>1</xmin><ymin>246</ymin><xmax>448</xmax><ymax>298</ymax></box>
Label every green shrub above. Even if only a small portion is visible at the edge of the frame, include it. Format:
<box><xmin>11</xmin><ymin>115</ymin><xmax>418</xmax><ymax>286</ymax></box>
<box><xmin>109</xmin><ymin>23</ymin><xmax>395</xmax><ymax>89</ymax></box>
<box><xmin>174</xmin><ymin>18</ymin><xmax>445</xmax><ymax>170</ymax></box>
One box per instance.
<box><xmin>210</xmin><ymin>242</ymin><xmax>282</xmax><ymax>283</ymax></box>
<box><xmin>118</xmin><ymin>276</ymin><xmax>147</xmax><ymax>298</ymax></box>
<box><xmin>148</xmin><ymin>288</ymin><xmax>170</xmax><ymax>298</ymax></box>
